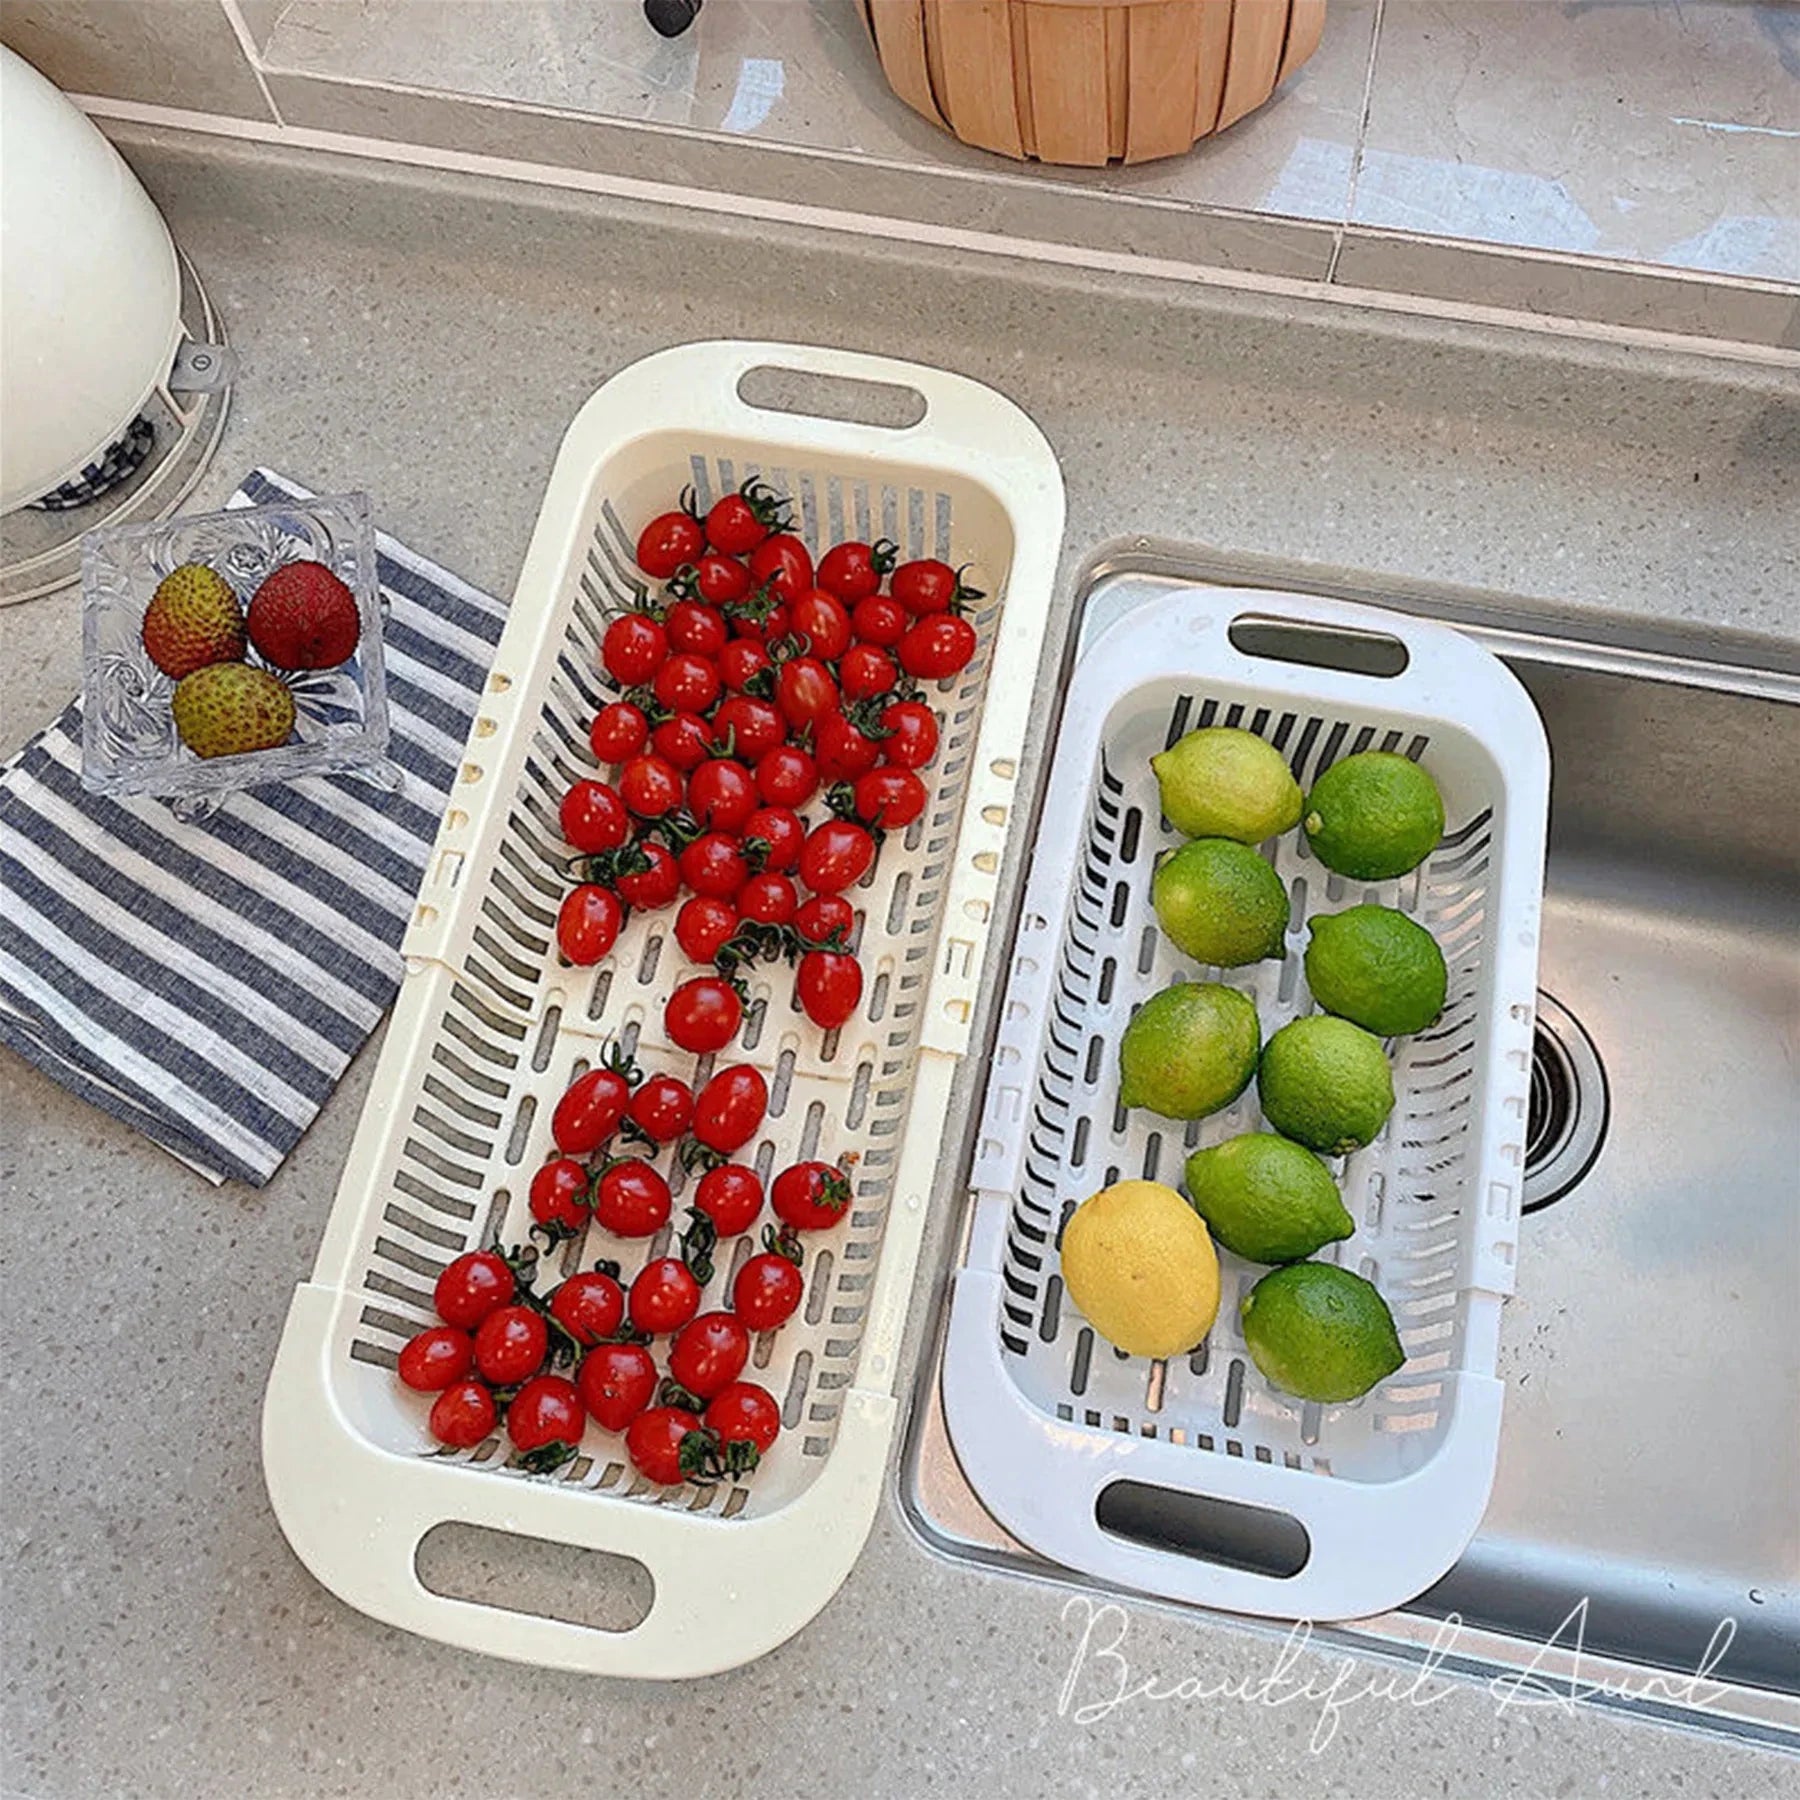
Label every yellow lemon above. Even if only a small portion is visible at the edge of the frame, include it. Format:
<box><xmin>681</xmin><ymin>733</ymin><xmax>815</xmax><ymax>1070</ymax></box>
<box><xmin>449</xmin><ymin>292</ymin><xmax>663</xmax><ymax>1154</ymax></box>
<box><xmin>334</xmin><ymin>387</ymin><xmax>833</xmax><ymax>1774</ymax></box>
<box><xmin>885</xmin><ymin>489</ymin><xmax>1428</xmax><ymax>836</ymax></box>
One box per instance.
<box><xmin>1059</xmin><ymin>1179</ymin><xmax>1220</xmax><ymax>1359</ymax></box>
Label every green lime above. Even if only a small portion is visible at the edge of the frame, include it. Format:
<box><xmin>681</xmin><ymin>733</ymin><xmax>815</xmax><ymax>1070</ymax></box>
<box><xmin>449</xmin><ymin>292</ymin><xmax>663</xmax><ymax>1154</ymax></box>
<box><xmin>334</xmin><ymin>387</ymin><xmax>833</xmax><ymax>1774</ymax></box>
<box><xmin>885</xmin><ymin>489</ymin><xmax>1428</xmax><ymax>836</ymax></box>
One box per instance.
<box><xmin>1151</xmin><ymin>726</ymin><xmax>1303</xmax><ymax>844</ymax></box>
<box><xmin>1302</xmin><ymin>752</ymin><xmax>1445</xmax><ymax>880</ymax></box>
<box><xmin>1257</xmin><ymin>1015</ymin><xmax>1394</xmax><ymax>1155</ymax></box>
<box><xmin>1119</xmin><ymin>982</ymin><xmax>1260</xmax><ymax>1122</ymax></box>
<box><xmin>1305</xmin><ymin>905</ymin><xmax>1447</xmax><ymax>1037</ymax></box>
<box><xmin>1152</xmin><ymin>839</ymin><xmax>1290</xmax><ymax>967</ymax></box>
<box><xmin>1184</xmin><ymin>1132</ymin><xmax>1354</xmax><ymax>1264</ymax></box>
<box><xmin>1241</xmin><ymin>1262</ymin><xmax>1405</xmax><ymax>1403</ymax></box>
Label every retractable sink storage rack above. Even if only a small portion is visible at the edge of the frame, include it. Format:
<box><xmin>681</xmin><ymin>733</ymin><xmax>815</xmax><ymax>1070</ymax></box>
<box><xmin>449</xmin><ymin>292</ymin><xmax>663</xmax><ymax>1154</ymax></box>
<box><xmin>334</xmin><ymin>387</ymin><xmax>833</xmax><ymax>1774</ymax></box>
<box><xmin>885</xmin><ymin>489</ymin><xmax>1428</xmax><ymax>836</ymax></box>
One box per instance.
<box><xmin>942</xmin><ymin>587</ymin><xmax>1549</xmax><ymax>1622</ymax></box>
<box><xmin>261</xmin><ymin>342</ymin><xmax>1064</xmax><ymax>1677</ymax></box>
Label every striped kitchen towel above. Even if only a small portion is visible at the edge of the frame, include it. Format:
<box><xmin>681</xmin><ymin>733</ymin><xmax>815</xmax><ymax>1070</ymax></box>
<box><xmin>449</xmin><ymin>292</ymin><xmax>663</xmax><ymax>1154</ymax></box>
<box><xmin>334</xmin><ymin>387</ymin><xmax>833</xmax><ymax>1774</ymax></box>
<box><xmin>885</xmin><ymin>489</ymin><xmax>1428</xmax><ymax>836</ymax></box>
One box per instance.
<box><xmin>0</xmin><ymin>469</ymin><xmax>506</xmax><ymax>1185</ymax></box>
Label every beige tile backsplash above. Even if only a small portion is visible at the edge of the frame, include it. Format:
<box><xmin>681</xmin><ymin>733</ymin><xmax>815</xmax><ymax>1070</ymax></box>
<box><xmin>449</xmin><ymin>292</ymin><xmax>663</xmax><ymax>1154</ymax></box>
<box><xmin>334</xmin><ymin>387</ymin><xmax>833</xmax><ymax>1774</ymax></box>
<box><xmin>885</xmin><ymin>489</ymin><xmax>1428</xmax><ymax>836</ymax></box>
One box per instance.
<box><xmin>0</xmin><ymin>0</ymin><xmax>272</xmax><ymax>119</ymax></box>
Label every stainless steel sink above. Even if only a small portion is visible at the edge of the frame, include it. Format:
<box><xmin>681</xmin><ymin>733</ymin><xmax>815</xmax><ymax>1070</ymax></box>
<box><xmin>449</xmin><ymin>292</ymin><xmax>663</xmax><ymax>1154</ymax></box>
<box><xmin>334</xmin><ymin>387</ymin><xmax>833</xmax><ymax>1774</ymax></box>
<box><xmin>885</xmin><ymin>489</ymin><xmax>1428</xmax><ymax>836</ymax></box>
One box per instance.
<box><xmin>900</xmin><ymin>562</ymin><xmax>1800</xmax><ymax>1747</ymax></box>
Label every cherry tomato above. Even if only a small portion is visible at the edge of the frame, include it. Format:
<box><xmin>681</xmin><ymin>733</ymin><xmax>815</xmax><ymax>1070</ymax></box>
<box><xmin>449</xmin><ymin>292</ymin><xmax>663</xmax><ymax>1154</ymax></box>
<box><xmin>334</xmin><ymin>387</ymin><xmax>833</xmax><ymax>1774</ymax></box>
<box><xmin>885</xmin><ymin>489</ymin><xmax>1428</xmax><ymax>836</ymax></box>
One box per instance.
<box><xmin>840</xmin><ymin>644</ymin><xmax>897</xmax><ymax>701</ymax></box>
<box><xmin>552</xmin><ymin>1065</ymin><xmax>632</xmax><ymax>1154</ymax></box>
<box><xmin>710</xmin><ymin>695</ymin><xmax>784</xmax><ymax>762</ymax></box>
<box><xmin>669</xmin><ymin>1312</ymin><xmax>750</xmax><ymax>1401</ymax></box>
<box><xmin>790</xmin><ymin>588</ymin><xmax>851</xmax><ymax>661</ymax></box>
<box><xmin>653</xmin><ymin>651</ymin><xmax>722</xmax><ymax>716</ymax></box>
<box><xmin>705</xmin><ymin>1381</ymin><xmax>781</xmax><ymax>1458</ymax></box>
<box><xmin>433</xmin><ymin>1249</ymin><xmax>514</xmax><ymax>1329</ymax></box>
<box><xmin>589</xmin><ymin>699</ymin><xmax>648</xmax><ymax>764</ymax></box>
<box><xmin>398</xmin><ymin>1325</ymin><xmax>474</xmax><ymax>1392</ymax></box>
<box><xmin>816</xmin><ymin>538</ymin><xmax>894</xmax><ymax>604</ymax></box>
<box><xmin>718</xmin><ymin>638</ymin><xmax>771</xmax><ymax>693</ymax></box>
<box><xmin>899</xmin><ymin>614</ymin><xmax>978</xmax><ymax>681</ymax></box>
<box><xmin>628</xmin><ymin>1073</ymin><xmax>695</xmax><ymax>1145</ymax></box>
<box><xmin>737</xmin><ymin>871</ymin><xmax>797</xmax><ymax>927</ymax></box>
<box><xmin>629</xmin><ymin>1257</ymin><xmax>702</xmax><ymax>1336</ymax></box>
<box><xmin>559</xmin><ymin>779</ymin><xmax>629</xmax><ymax>854</ymax></box>
<box><xmin>799</xmin><ymin>819</ymin><xmax>876</xmax><ymax>894</ymax></box>
<box><xmin>892</xmin><ymin>557</ymin><xmax>978</xmax><ymax>615</ymax></box>
<box><xmin>797</xmin><ymin>950</ymin><xmax>864</xmax><ymax>1029</ymax></box>
<box><xmin>506</xmin><ymin>1374</ymin><xmax>585</xmax><ymax>1460</ymax></box>
<box><xmin>548</xmin><ymin>1269</ymin><xmax>626</xmax><ymax>1346</ymax></box>
<box><xmin>754</xmin><ymin>744</ymin><xmax>818</xmax><ymax>809</ymax></box>
<box><xmin>626</xmin><ymin>1405</ymin><xmax>703</xmax><ymax>1485</ymax></box>
<box><xmin>651</xmin><ymin>711</ymin><xmax>712</xmax><ymax>772</ymax></box>
<box><xmin>619</xmin><ymin>753</ymin><xmax>685</xmax><ymax>819</ymax></box>
<box><xmin>529</xmin><ymin>1155</ymin><xmax>593</xmax><ymax>1239</ymax></box>
<box><xmin>683</xmin><ymin>552</ymin><xmax>752</xmax><ymax>607</ymax></box>
<box><xmin>728</xmin><ymin>588</ymin><xmax>790</xmax><ymax>642</ymax></box>
<box><xmin>674</xmin><ymin>894</ymin><xmax>739</xmax><ymax>964</ymax></box>
<box><xmin>556</xmin><ymin>884</ymin><xmax>623</xmax><ymax>966</ymax></box>
<box><xmin>692</xmin><ymin>1064</ymin><xmax>768</xmax><ymax>1154</ymax></box>
<box><xmin>813</xmin><ymin>711</ymin><xmax>882</xmax><ymax>783</ymax></box>
<box><xmin>592</xmin><ymin>1159</ymin><xmax>672</xmax><ymax>1237</ymax></box>
<box><xmin>773</xmin><ymin>1159</ymin><xmax>854</xmax><ymax>1231</ymax></box>
<box><xmin>601</xmin><ymin>613</ymin><xmax>668</xmax><ymax>686</ymax></box>
<box><xmin>678</xmin><ymin>831</ymin><xmax>750</xmax><ymax>899</ymax></box>
<box><xmin>473</xmin><ymin>1304</ymin><xmax>549</xmax><ymax>1385</ymax></box>
<box><xmin>742</xmin><ymin>805</ymin><xmax>804</xmax><ymax>873</ymax></box>
<box><xmin>794</xmin><ymin>894</ymin><xmax>856</xmax><ymax>948</ymax></box>
<box><xmin>850</xmin><ymin>593</ymin><xmax>908</xmax><ymax>647</ymax></box>
<box><xmin>746</xmin><ymin>532</ymin><xmax>813</xmax><ymax>603</ymax></box>
<box><xmin>636</xmin><ymin>509</ymin><xmax>704</xmax><ymax>579</ymax></box>
<box><xmin>665</xmin><ymin>977</ymin><xmax>743</xmax><ymax>1054</ymax></box>
<box><xmin>686</xmin><ymin>759</ymin><xmax>757</xmax><ymax>834</ymax></box>
<box><xmin>775</xmin><ymin>656</ymin><xmax>840</xmax><ymax>731</ymax></box>
<box><xmin>879</xmin><ymin>699</ymin><xmax>939</xmax><ymax>769</ymax></box>
<box><xmin>733</xmin><ymin>1229</ymin><xmax>805</xmax><ymax>1331</ymax></box>
<box><xmin>665</xmin><ymin>598</ymin><xmax>728</xmax><ymax>658</ymax></box>
<box><xmin>577</xmin><ymin>1341</ymin><xmax>658</xmax><ymax>1432</ymax></box>
<box><xmin>429</xmin><ymin>1379</ymin><xmax>497</xmax><ymax>1449</ymax></box>
<box><xmin>694</xmin><ymin>1163</ymin><xmax>764</xmax><ymax>1237</ymax></box>
<box><xmin>613</xmin><ymin>841</ymin><xmax>681</xmax><ymax>910</ymax></box>
<box><xmin>852</xmin><ymin>766</ymin><xmax>928</xmax><ymax>830</ymax></box>
<box><xmin>706</xmin><ymin>480</ymin><xmax>786</xmax><ymax>556</ymax></box>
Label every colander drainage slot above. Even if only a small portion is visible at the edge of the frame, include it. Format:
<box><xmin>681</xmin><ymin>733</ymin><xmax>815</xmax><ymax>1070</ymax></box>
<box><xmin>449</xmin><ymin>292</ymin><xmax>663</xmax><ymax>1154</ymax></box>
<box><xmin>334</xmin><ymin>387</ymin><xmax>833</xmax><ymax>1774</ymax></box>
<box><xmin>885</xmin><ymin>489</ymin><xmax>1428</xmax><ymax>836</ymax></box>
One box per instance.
<box><xmin>1524</xmin><ymin>992</ymin><xmax>1609</xmax><ymax>1212</ymax></box>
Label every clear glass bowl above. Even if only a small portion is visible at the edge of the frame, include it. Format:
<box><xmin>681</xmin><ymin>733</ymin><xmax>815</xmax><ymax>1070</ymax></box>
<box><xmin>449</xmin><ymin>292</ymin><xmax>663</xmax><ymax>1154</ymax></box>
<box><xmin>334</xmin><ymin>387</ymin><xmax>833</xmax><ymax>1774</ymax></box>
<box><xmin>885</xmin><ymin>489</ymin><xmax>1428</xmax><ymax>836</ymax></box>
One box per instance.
<box><xmin>80</xmin><ymin>491</ymin><xmax>390</xmax><ymax>800</ymax></box>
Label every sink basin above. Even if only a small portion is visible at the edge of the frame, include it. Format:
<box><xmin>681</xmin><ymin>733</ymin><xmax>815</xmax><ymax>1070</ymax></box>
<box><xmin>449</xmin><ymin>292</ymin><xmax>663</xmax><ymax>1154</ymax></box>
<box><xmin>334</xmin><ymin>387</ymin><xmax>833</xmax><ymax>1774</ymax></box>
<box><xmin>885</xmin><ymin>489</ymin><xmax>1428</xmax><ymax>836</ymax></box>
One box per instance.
<box><xmin>900</xmin><ymin>564</ymin><xmax>1800</xmax><ymax>1746</ymax></box>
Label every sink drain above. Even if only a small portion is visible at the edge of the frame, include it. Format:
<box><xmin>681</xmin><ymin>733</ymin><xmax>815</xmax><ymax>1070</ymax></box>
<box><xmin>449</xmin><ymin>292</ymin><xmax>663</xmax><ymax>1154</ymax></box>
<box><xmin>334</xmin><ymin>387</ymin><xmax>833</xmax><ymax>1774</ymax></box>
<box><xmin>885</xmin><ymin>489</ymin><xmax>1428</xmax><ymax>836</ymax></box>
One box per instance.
<box><xmin>1524</xmin><ymin>992</ymin><xmax>1609</xmax><ymax>1212</ymax></box>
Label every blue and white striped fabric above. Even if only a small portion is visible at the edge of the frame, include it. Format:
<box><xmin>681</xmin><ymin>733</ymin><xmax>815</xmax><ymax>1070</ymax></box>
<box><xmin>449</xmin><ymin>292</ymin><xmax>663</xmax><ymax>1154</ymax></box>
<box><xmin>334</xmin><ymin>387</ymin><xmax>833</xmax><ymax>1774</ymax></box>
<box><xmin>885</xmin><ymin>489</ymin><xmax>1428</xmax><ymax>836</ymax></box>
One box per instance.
<box><xmin>0</xmin><ymin>470</ymin><xmax>506</xmax><ymax>1185</ymax></box>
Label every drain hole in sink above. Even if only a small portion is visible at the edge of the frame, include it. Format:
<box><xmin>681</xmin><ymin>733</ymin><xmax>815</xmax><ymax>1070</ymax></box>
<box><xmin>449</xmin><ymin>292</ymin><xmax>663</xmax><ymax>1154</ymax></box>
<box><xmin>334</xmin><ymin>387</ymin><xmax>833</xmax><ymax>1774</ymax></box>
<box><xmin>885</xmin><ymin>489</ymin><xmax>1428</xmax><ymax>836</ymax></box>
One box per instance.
<box><xmin>1524</xmin><ymin>992</ymin><xmax>1609</xmax><ymax>1212</ymax></box>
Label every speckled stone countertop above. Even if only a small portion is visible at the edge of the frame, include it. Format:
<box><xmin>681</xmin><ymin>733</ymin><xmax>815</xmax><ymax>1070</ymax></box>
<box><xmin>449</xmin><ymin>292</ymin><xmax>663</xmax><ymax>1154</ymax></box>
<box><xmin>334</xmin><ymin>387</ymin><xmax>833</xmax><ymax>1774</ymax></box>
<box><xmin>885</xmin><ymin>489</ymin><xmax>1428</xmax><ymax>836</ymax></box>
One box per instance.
<box><xmin>2</xmin><ymin>131</ymin><xmax>1795</xmax><ymax>1800</ymax></box>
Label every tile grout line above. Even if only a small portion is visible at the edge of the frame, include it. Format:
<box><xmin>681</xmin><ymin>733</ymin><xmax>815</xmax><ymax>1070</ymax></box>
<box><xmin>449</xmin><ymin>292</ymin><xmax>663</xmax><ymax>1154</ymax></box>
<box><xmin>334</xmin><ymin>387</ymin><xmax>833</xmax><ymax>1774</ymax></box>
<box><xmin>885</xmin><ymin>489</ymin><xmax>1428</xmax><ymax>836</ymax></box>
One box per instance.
<box><xmin>78</xmin><ymin>95</ymin><xmax>1799</xmax><ymax>373</ymax></box>
<box><xmin>215</xmin><ymin>0</ymin><xmax>287</xmax><ymax>129</ymax></box>
<box><xmin>1327</xmin><ymin>0</ymin><xmax>1387</xmax><ymax>286</ymax></box>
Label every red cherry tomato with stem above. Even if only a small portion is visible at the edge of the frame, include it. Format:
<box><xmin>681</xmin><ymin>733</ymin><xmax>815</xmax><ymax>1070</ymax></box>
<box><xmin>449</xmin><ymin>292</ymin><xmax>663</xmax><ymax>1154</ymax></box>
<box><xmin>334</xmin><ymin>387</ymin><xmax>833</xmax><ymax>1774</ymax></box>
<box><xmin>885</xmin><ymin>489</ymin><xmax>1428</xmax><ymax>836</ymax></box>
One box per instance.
<box><xmin>733</xmin><ymin>1227</ymin><xmax>805</xmax><ymax>1331</ymax></box>
<box><xmin>816</xmin><ymin>538</ymin><xmax>895</xmax><ymax>604</ymax></box>
<box><xmin>628</xmin><ymin>1073</ymin><xmax>694</xmax><ymax>1145</ymax></box>
<box><xmin>851</xmin><ymin>766</ymin><xmax>928</xmax><ymax>830</ymax></box>
<box><xmin>879</xmin><ymin>699</ymin><xmax>939</xmax><ymax>769</ymax></box>
<box><xmin>619</xmin><ymin>753</ymin><xmax>685</xmax><ymax>820</ymax></box>
<box><xmin>686</xmin><ymin>759</ymin><xmax>757</xmax><ymax>834</ymax></box>
<box><xmin>529</xmin><ymin>1155</ymin><xmax>593</xmax><ymax>1239</ymax></box>
<box><xmin>891</xmin><ymin>558</ymin><xmax>981</xmax><ymax>615</ymax></box>
<box><xmin>674</xmin><ymin>894</ymin><xmax>739</xmax><ymax>964</ymax></box>
<box><xmin>692</xmin><ymin>1064</ymin><xmax>768</xmax><ymax>1155</ymax></box>
<box><xmin>773</xmin><ymin>1159</ymin><xmax>855</xmax><ymax>1231</ymax></box>
<box><xmin>705</xmin><ymin>480</ymin><xmax>788</xmax><ymax>556</ymax></box>
<box><xmin>592</xmin><ymin>1159</ymin><xmax>672</xmax><ymax>1237</ymax></box>
<box><xmin>794</xmin><ymin>894</ymin><xmax>856</xmax><ymax>949</ymax></box>
<box><xmin>813</xmin><ymin>711</ymin><xmax>882</xmax><ymax>783</ymax></box>
<box><xmin>473</xmin><ymin>1304</ymin><xmax>549</xmax><ymax>1385</ymax></box>
<box><xmin>506</xmin><ymin>1374</ymin><xmax>585</xmax><ymax>1464</ymax></box>
<box><xmin>799</xmin><ymin>819</ymin><xmax>876</xmax><ymax>894</ymax></box>
<box><xmin>653</xmin><ymin>652</ymin><xmax>721</xmax><ymax>716</ymax></box>
<box><xmin>651</xmin><ymin>712</ymin><xmax>712</xmax><ymax>772</ymax></box>
<box><xmin>850</xmin><ymin>593</ymin><xmax>908</xmax><ymax>647</ymax></box>
<box><xmin>790</xmin><ymin>588</ymin><xmax>851</xmax><ymax>662</ymax></box>
<box><xmin>549</xmin><ymin>1269</ymin><xmax>626</xmax><ymax>1346</ymax></box>
<box><xmin>797</xmin><ymin>950</ymin><xmax>863</xmax><ymax>1029</ymax></box>
<box><xmin>839</xmin><ymin>644</ymin><xmax>897</xmax><ymax>702</ymax></box>
<box><xmin>774</xmin><ymin>656</ymin><xmax>840</xmax><ymax>732</ymax></box>
<box><xmin>718</xmin><ymin>638</ymin><xmax>771</xmax><ymax>693</ymax></box>
<box><xmin>710</xmin><ymin>695</ymin><xmax>784</xmax><ymax>762</ymax></box>
<box><xmin>899</xmin><ymin>614</ymin><xmax>979</xmax><ymax>681</ymax></box>
<box><xmin>665</xmin><ymin>598</ymin><xmax>728</xmax><ymax>658</ymax></box>
<box><xmin>694</xmin><ymin>1164</ymin><xmax>764</xmax><ymax>1237</ymax></box>
<box><xmin>737</xmin><ymin>871</ymin><xmax>797</xmax><ymax>927</ymax></box>
<box><xmin>625</xmin><ymin>1405</ymin><xmax>703</xmax><ymax>1485</ymax></box>
<box><xmin>552</xmin><ymin>1064</ymin><xmax>633</xmax><ymax>1155</ymax></box>
<box><xmin>746</xmin><ymin>533</ymin><xmax>813</xmax><ymax>603</ymax></box>
<box><xmin>629</xmin><ymin>1257</ymin><xmax>702</xmax><ymax>1336</ymax></box>
<box><xmin>678</xmin><ymin>832</ymin><xmax>750</xmax><ymax>899</ymax></box>
<box><xmin>754</xmin><ymin>744</ymin><xmax>818</xmax><ymax>809</ymax></box>
<box><xmin>742</xmin><ymin>805</ymin><xmax>804</xmax><ymax>873</ymax></box>
<box><xmin>668</xmin><ymin>1313</ymin><xmax>750</xmax><ymax>1402</ymax></box>
<box><xmin>706</xmin><ymin>1381</ymin><xmax>782</xmax><ymax>1462</ymax></box>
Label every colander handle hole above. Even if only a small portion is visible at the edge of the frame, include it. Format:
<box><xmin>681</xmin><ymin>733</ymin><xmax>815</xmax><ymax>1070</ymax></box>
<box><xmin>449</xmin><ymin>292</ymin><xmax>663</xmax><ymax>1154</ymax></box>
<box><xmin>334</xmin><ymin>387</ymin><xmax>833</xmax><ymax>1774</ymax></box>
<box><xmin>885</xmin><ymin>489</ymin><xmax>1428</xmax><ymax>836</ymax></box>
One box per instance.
<box><xmin>1095</xmin><ymin>1481</ymin><xmax>1311</xmax><ymax>1579</ymax></box>
<box><xmin>735</xmin><ymin>365</ymin><xmax>928</xmax><ymax>431</ymax></box>
<box><xmin>416</xmin><ymin>1523</ymin><xmax>654</xmax><ymax>1633</ymax></box>
<box><xmin>1228</xmin><ymin>615</ymin><xmax>1410</xmax><ymax>680</ymax></box>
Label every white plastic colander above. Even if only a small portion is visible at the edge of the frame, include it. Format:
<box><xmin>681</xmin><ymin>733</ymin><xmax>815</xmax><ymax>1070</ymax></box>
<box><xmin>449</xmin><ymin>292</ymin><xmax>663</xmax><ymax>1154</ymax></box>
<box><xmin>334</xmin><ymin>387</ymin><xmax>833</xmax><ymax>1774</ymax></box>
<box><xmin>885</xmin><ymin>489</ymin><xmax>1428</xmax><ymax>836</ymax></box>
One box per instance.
<box><xmin>261</xmin><ymin>342</ymin><xmax>1064</xmax><ymax>1677</ymax></box>
<box><xmin>943</xmin><ymin>584</ymin><xmax>1550</xmax><ymax>1622</ymax></box>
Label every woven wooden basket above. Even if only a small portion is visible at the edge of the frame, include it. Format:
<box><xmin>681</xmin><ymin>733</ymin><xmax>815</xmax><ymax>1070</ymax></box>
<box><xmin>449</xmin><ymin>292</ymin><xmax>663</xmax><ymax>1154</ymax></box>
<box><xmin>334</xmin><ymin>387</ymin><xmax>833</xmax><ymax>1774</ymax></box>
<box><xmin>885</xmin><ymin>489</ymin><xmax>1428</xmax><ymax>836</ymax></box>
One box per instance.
<box><xmin>861</xmin><ymin>0</ymin><xmax>1325</xmax><ymax>166</ymax></box>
